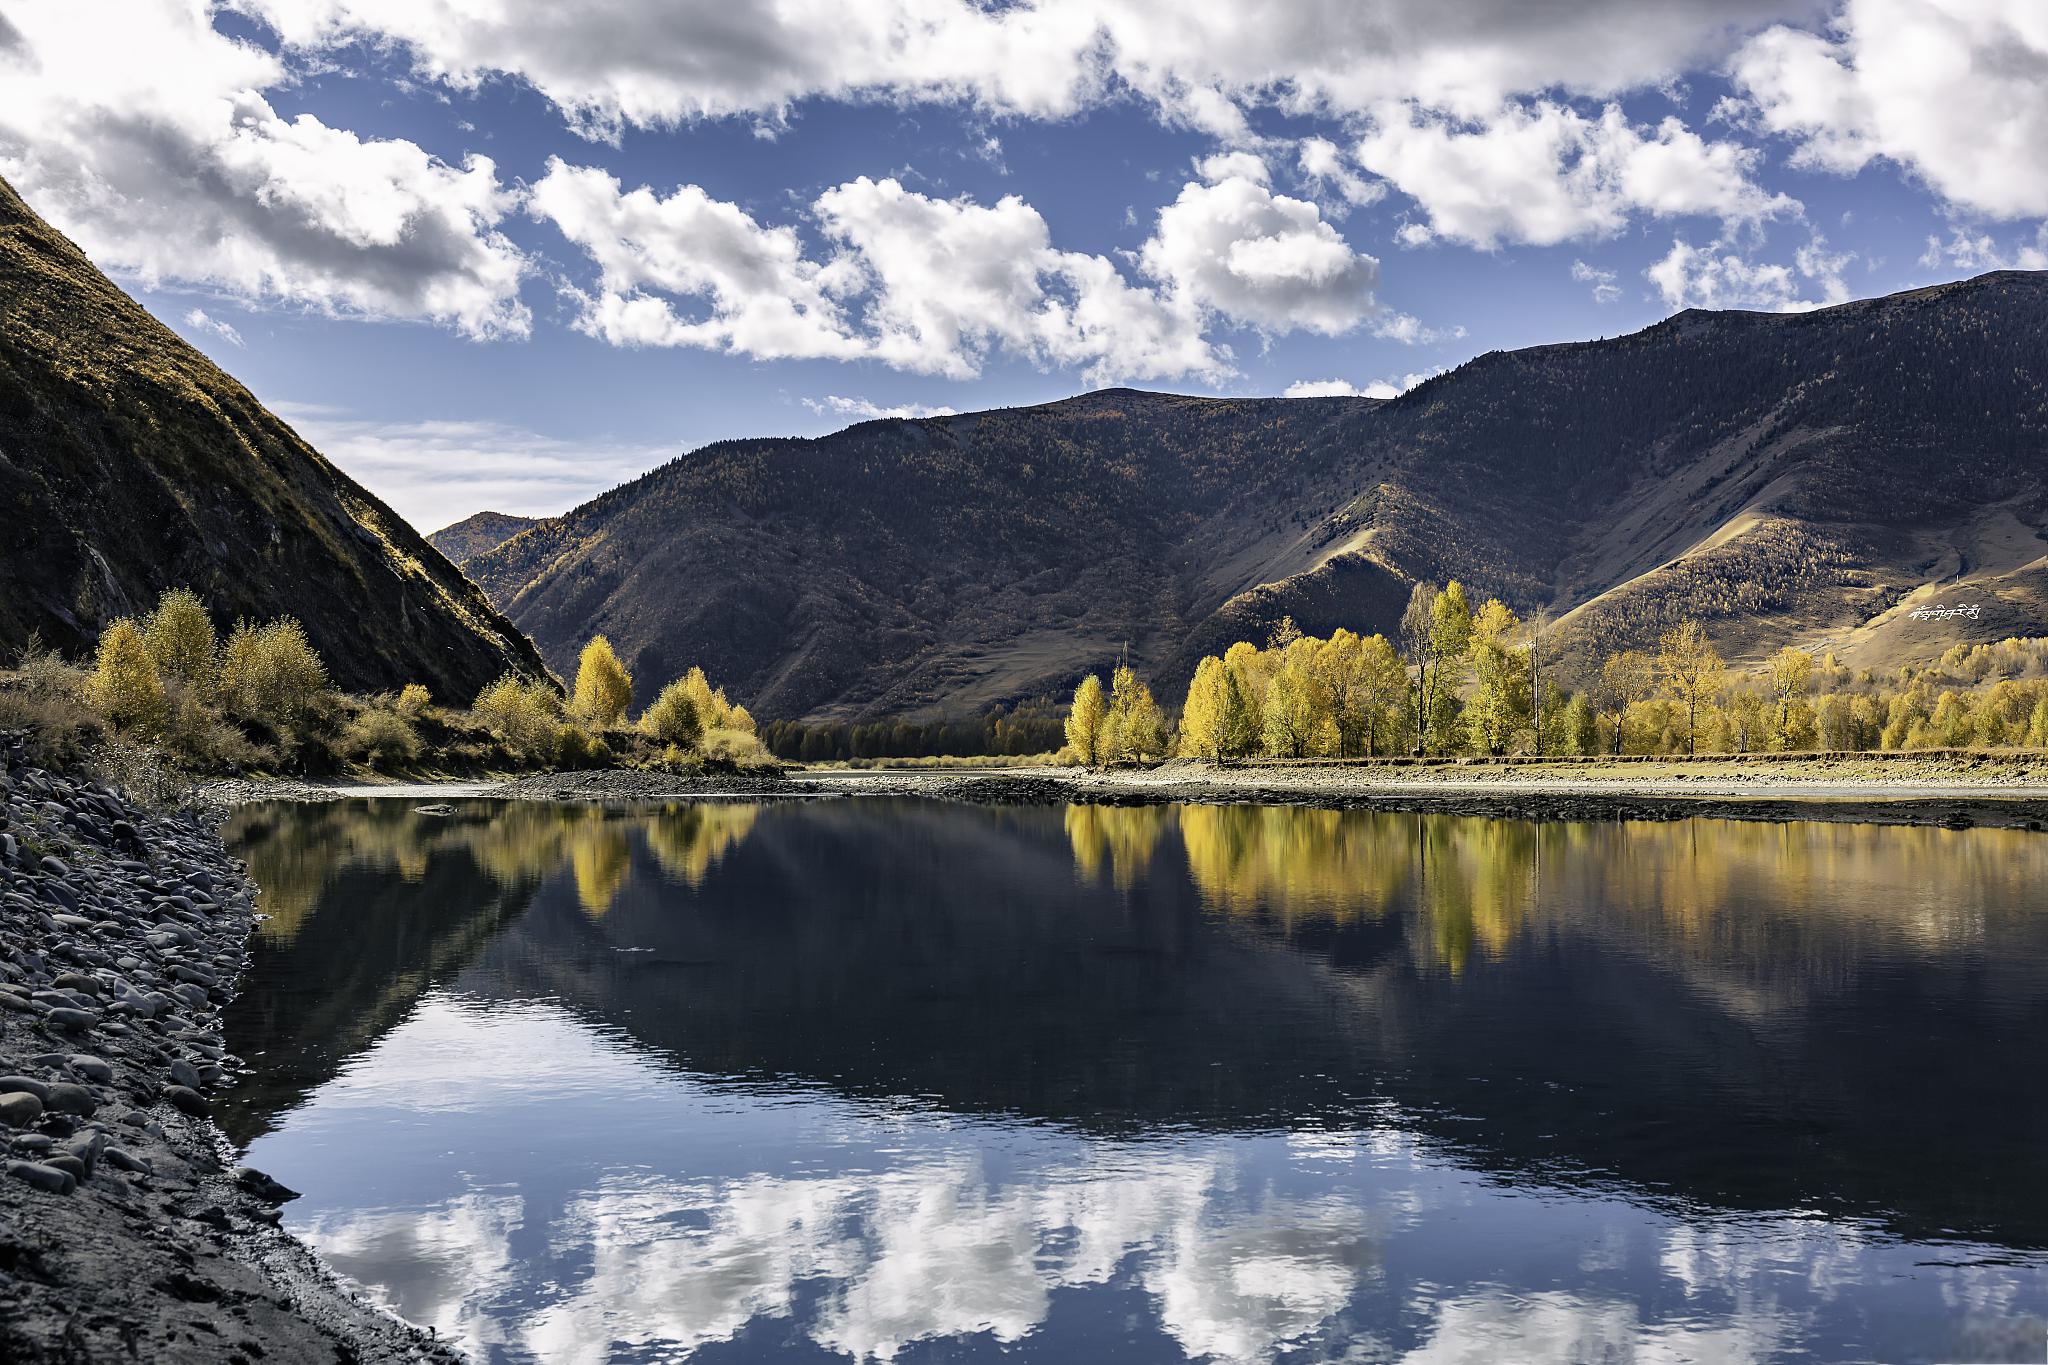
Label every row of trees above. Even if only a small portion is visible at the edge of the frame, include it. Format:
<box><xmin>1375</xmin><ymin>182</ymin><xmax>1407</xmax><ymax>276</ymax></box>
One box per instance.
<box><xmin>1062</xmin><ymin>583</ymin><xmax>2048</xmax><ymax>764</ymax></box>
<box><xmin>26</xmin><ymin>589</ymin><xmax>768</xmax><ymax>775</ymax></box>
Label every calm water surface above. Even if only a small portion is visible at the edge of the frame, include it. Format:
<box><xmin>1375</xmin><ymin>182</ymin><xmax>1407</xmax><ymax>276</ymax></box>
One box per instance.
<box><xmin>218</xmin><ymin>798</ymin><xmax>2048</xmax><ymax>1363</ymax></box>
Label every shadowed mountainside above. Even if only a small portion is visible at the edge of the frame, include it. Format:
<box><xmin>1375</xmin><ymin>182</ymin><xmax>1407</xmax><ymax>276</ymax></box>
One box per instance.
<box><xmin>471</xmin><ymin>272</ymin><xmax>2048</xmax><ymax>720</ymax></box>
<box><xmin>0</xmin><ymin>176</ymin><xmax>549</xmax><ymax>698</ymax></box>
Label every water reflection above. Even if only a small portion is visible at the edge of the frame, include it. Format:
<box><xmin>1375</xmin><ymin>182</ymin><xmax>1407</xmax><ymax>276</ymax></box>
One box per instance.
<box><xmin>222</xmin><ymin>798</ymin><xmax>2048</xmax><ymax>1363</ymax></box>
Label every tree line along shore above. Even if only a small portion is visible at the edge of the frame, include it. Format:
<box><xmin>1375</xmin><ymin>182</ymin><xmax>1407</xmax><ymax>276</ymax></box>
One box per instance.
<box><xmin>0</xmin><ymin>588</ymin><xmax>767</xmax><ymax>789</ymax></box>
<box><xmin>1060</xmin><ymin>582</ymin><xmax>2048</xmax><ymax>768</ymax></box>
<box><xmin>5</xmin><ymin>582</ymin><xmax>2048</xmax><ymax>787</ymax></box>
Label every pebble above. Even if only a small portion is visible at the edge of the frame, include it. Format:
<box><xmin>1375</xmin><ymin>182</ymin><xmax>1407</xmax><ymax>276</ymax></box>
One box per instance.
<box><xmin>0</xmin><ymin>1090</ymin><xmax>43</xmax><ymax>1126</ymax></box>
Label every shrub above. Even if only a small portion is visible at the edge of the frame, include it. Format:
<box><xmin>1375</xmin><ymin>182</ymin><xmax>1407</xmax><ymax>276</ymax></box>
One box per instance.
<box><xmin>141</xmin><ymin>588</ymin><xmax>217</xmax><ymax>693</ymax></box>
<box><xmin>472</xmin><ymin>673</ymin><xmax>560</xmax><ymax>763</ymax></box>
<box><xmin>86</xmin><ymin>619</ymin><xmax>167</xmax><ymax>735</ymax></box>
<box><xmin>555</xmin><ymin>724</ymin><xmax>602</xmax><ymax>770</ymax></box>
<box><xmin>395</xmin><ymin>683</ymin><xmax>432</xmax><ymax>718</ymax></box>
<box><xmin>162</xmin><ymin>691</ymin><xmax>268</xmax><ymax>772</ymax></box>
<box><xmin>1</xmin><ymin>637</ymin><xmax>103</xmax><ymax>769</ymax></box>
<box><xmin>571</xmin><ymin>636</ymin><xmax>634</xmax><ymax>728</ymax></box>
<box><xmin>700</xmin><ymin>726</ymin><xmax>769</xmax><ymax>766</ymax></box>
<box><xmin>639</xmin><ymin>680</ymin><xmax>703</xmax><ymax>748</ymax></box>
<box><xmin>344</xmin><ymin>708</ymin><xmax>423</xmax><ymax>769</ymax></box>
<box><xmin>221</xmin><ymin>618</ymin><xmax>330</xmax><ymax>729</ymax></box>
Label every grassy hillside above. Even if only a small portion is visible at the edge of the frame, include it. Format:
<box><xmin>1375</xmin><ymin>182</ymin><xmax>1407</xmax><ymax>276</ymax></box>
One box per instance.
<box><xmin>464</xmin><ymin>273</ymin><xmax>2048</xmax><ymax>720</ymax></box>
<box><xmin>0</xmin><ymin>176</ymin><xmax>549</xmax><ymax>699</ymax></box>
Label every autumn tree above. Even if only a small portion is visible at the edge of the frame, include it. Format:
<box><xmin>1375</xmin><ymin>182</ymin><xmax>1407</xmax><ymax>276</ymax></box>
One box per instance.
<box><xmin>1066</xmin><ymin>674</ymin><xmax>1108</xmax><ymax>766</ymax></box>
<box><xmin>87</xmin><ymin>619</ymin><xmax>167</xmax><ymax>734</ymax></box>
<box><xmin>572</xmin><ymin>635</ymin><xmax>634</xmax><ymax>728</ymax></box>
<box><xmin>141</xmin><ymin>588</ymin><xmax>217</xmax><ymax>693</ymax></box>
<box><xmin>1260</xmin><ymin>639</ymin><xmax>1325</xmax><ymax>758</ymax></box>
<box><xmin>1766</xmin><ymin>646</ymin><xmax>1814</xmax><ymax>749</ymax></box>
<box><xmin>1465</xmin><ymin>598</ymin><xmax>1529</xmax><ymax>755</ymax></box>
<box><xmin>221</xmin><ymin>618</ymin><xmax>329</xmax><ymax>730</ymax></box>
<box><xmin>1178</xmin><ymin>656</ymin><xmax>1231</xmax><ymax>761</ymax></box>
<box><xmin>639</xmin><ymin>679</ymin><xmax>704</xmax><ymax>749</ymax></box>
<box><xmin>1657</xmin><ymin>620</ymin><xmax>1725</xmax><ymax>756</ymax></box>
<box><xmin>1597</xmin><ymin>649</ymin><xmax>1655</xmax><ymax>755</ymax></box>
<box><xmin>1103</xmin><ymin>663</ymin><xmax>1163</xmax><ymax>761</ymax></box>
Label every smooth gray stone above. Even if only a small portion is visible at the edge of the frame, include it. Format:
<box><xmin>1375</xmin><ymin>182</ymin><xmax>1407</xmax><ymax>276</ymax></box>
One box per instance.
<box><xmin>5</xmin><ymin>1160</ymin><xmax>75</xmax><ymax>1194</ymax></box>
<box><xmin>0</xmin><ymin>1091</ymin><xmax>43</xmax><ymax>1127</ymax></box>
<box><xmin>0</xmin><ymin>1075</ymin><xmax>51</xmax><ymax>1101</ymax></box>
<box><xmin>44</xmin><ymin>1082</ymin><xmax>97</xmax><ymax>1116</ymax></box>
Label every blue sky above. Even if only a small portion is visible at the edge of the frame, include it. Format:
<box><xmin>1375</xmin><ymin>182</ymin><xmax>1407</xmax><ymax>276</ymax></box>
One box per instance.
<box><xmin>2</xmin><ymin>0</ymin><xmax>2043</xmax><ymax>530</ymax></box>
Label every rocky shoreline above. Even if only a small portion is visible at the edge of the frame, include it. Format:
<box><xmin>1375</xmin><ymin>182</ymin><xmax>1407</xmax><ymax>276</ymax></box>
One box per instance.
<box><xmin>0</xmin><ymin>736</ymin><xmax>458</xmax><ymax>1363</ymax></box>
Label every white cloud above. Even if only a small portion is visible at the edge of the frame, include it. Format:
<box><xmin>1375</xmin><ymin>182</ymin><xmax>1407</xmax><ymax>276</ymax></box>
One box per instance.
<box><xmin>534</xmin><ymin>164</ymin><xmax>1385</xmax><ymax>383</ymax></box>
<box><xmin>181</xmin><ymin>307</ymin><xmax>246</xmax><ymax>347</ymax></box>
<box><xmin>273</xmin><ymin>404</ymin><xmax>675</xmax><ymax>529</ymax></box>
<box><xmin>1646</xmin><ymin>234</ymin><xmax>1853</xmax><ymax>312</ymax></box>
<box><xmin>1918</xmin><ymin>223</ymin><xmax>2048</xmax><ymax>273</ymax></box>
<box><xmin>1139</xmin><ymin>173</ymin><xmax>1381</xmax><ymax>335</ymax></box>
<box><xmin>1355</xmin><ymin>101</ymin><xmax>1796</xmax><ymax>250</ymax></box>
<box><xmin>0</xmin><ymin>0</ymin><xmax>530</xmax><ymax>338</ymax></box>
<box><xmin>1284</xmin><ymin>369</ymin><xmax>1440</xmax><ymax>399</ymax></box>
<box><xmin>1195</xmin><ymin>150</ymin><xmax>1270</xmax><ymax>185</ymax></box>
<box><xmin>803</xmin><ymin>395</ymin><xmax>959</xmax><ymax>421</ymax></box>
<box><xmin>1297</xmin><ymin>136</ymin><xmax>1384</xmax><ymax>214</ymax></box>
<box><xmin>236</xmin><ymin>0</ymin><xmax>1807</xmax><ymax>138</ymax></box>
<box><xmin>529</xmin><ymin>159</ymin><xmax>866</xmax><ymax>362</ymax></box>
<box><xmin>1571</xmin><ymin>260</ymin><xmax>1622</xmax><ymax>303</ymax></box>
<box><xmin>1732</xmin><ymin>0</ymin><xmax>2048</xmax><ymax>219</ymax></box>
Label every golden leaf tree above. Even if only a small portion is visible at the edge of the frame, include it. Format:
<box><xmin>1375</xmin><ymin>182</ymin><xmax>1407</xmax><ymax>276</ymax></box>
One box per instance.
<box><xmin>572</xmin><ymin>636</ymin><xmax>634</xmax><ymax>728</ymax></box>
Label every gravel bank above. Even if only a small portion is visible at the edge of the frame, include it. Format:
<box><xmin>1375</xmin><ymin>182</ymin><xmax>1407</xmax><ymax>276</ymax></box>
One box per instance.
<box><xmin>0</xmin><ymin>736</ymin><xmax>458</xmax><ymax>1363</ymax></box>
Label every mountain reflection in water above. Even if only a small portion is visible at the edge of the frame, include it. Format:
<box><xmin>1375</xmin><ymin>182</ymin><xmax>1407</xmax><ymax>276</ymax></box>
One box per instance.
<box><xmin>220</xmin><ymin>798</ymin><xmax>2048</xmax><ymax>1364</ymax></box>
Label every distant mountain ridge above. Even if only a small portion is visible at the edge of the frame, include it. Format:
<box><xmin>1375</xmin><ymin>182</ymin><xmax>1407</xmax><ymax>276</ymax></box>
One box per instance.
<box><xmin>464</xmin><ymin>271</ymin><xmax>2048</xmax><ymax>721</ymax></box>
<box><xmin>430</xmin><ymin>511</ymin><xmax>539</xmax><ymax>566</ymax></box>
<box><xmin>0</xmin><ymin>176</ymin><xmax>549</xmax><ymax>699</ymax></box>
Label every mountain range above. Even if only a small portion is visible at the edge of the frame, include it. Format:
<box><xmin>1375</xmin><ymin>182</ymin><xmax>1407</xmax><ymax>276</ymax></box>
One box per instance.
<box><xmin>447</xmin><ymin>272</ymin><xmax>2048</xmax><ymax>719</ymax></box>
<box><xmin>0</xmin><ymin>176</ymin><xmax>546</xmax><ymax>700</ymax></box>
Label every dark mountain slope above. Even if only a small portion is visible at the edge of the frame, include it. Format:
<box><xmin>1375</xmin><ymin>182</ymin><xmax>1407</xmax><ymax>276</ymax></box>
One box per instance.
<box><xmin>0</xmin><ymin>177</ymin><xmax>548</xmax><ymax>698</ymax></box>
<box><xmin>467</xmin><ymin>272</ymin><xmax>2048</xmax><ymax>719</ymax></box>
<box><xmin>429</xmin><ymin>511</ymin><xmax>538</xmax><ymax>566</ymax></box>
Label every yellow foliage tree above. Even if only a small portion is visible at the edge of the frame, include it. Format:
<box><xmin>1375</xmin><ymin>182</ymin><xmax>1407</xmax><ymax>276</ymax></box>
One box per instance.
<box><xmin>141</xmin><ymin>588</ymin><xmax>217</xmax><ymax>693</ymax></box>
<box><xmin>639</xmin><ymin>679</ymin><xmax>704</xmax><ymax>749</ymax></box>
<box><xmin>220</xmin><ymin>618</ymin><xmax>329</xmax><ymax>729</ymax></box>
<box><xmin>1066</xmin><ymin>674</ymin><xmax>1108</xmax><ymax>766</ymax></box>
<box><xmin>572</xmin><ymin>636</ymin><xmax>634</xmax><ymax>728</ymax></box>
<box><xmin>1656</xmin><ymin>620</ymin><xmax>1725</xmax><ymax>756</ymax></box>
<box><xmin>87</xmin><ymin>619</ymin><xmax>167</xmax><ymax>734</ymax></box>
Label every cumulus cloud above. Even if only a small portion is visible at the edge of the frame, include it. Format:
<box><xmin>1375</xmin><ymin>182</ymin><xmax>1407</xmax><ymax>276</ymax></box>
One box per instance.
<box><xmin>0</xmin><ymin>0</ymin><xmax>530</xmax><ymax>337</ymax></box>
<box><xmin>181</xmin><ymin>308</ymin><xmax>246</xmax><ymax>347</ymax></box>
<box><xmin>1571</xmin><ymin>260</ymin><xmax>1622</xmax><ymax>303</ymax></box>
<box><xmin>274</xmin><ymin>404</ymin><xmax>676</xmax><ymax>528</ymax></box>
<box><xmin>534</xmin><ymin>163</ymin><xmax>1386</xmax><ymax>383</ymax></box>
<box><xmin>803</xmin><ymin>395</ymin><xmax>959</xmax><ymax>421</ymax></box>
<box><xmin>1646</xmin><ymin>234</ymin><xmax>1854</xmax><ymax>312</ymax></box>
<box><xmin>1918</xmin><ymin>224</ymin><xmax>2048</xmax><ymax>273</ymax></box>
<box><xmin>528</xmin><ymin>160</ymin><xmax>865</xmax><ymax>362</ymax></box>
<box><xmin>236</xmin><ymin>0</ymin><xmax>1808</xmax><ymax>137</ymax></box>
<box><xmin>1139</xmin><ymin>172</ymin><xmax>1381</xmax><ymax>335</ymax></box>
<box><xmin>1355</xmin><ymin>102</ymin><xmax>1796</xmax><ymax>249</ymax></box>
<box><xmin>1732</xmin><ymin>0</ymin><xmax>2048</xmax><ymax>219</ymax></box>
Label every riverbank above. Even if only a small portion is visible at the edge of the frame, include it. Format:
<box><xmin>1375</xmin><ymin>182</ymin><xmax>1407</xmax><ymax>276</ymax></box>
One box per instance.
<box><xmin>0</xmin><ymin>737</ymin><xmax>458</xmax><ymax>1363</ymax></box>
<box><xmin>450</xmin><ymin>752</ymin><xmax>2048</xmax><ymax>830</ymax></box>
